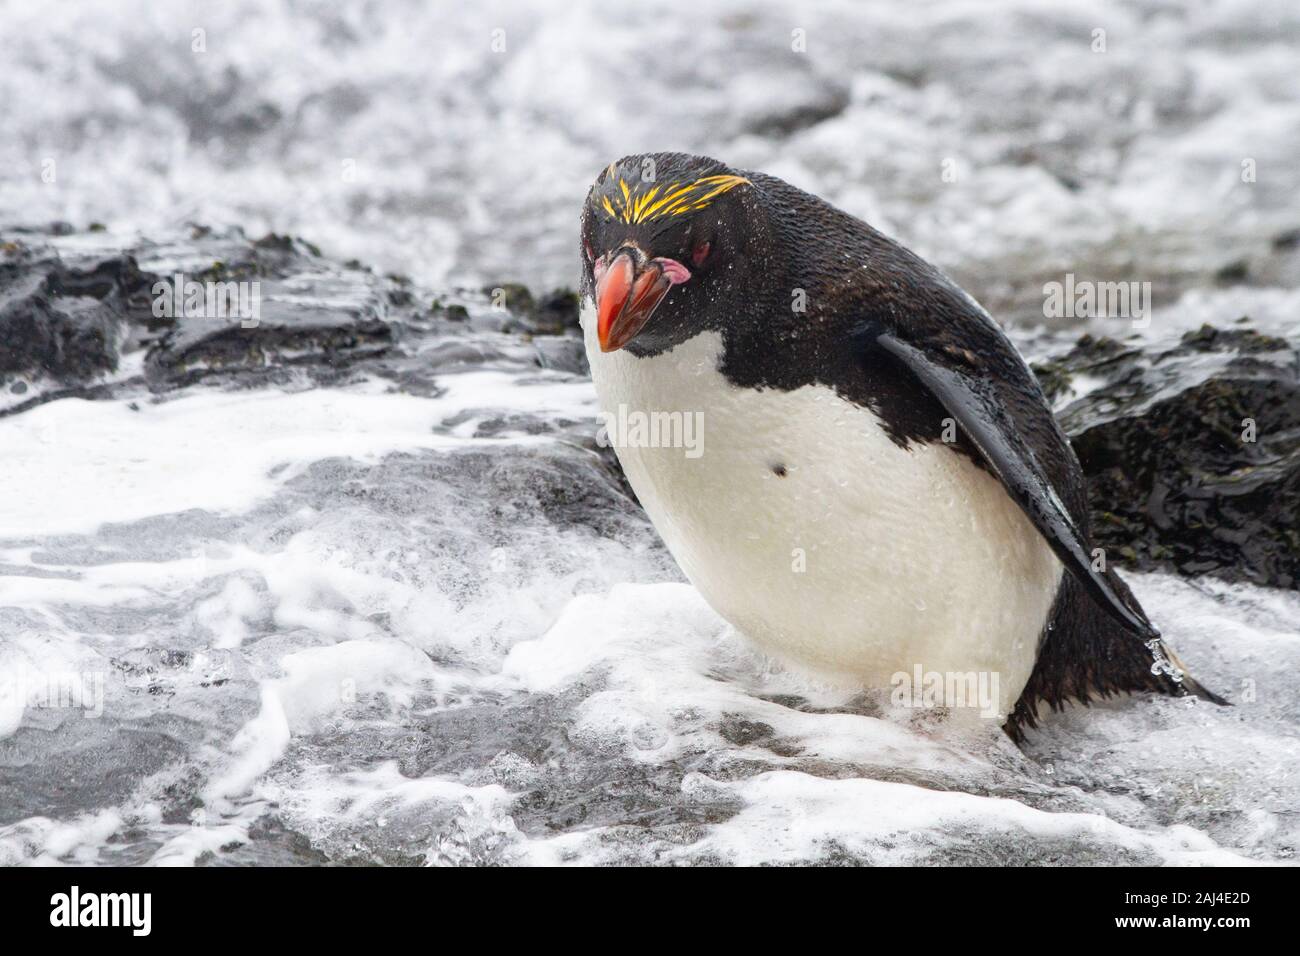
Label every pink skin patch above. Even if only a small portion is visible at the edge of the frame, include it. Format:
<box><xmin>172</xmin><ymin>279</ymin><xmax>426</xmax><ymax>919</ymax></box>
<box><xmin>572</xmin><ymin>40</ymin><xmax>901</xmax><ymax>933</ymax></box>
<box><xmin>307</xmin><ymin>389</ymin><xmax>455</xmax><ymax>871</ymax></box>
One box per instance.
<box><xmin>652</xmin><ymin>257</ymin><xmax>691</xmax><ymax>285</ymax></box>
<box><xmin>593</xmin><ymin>255</ymin><xmax>691</xmax><ymax>285</ymax></box>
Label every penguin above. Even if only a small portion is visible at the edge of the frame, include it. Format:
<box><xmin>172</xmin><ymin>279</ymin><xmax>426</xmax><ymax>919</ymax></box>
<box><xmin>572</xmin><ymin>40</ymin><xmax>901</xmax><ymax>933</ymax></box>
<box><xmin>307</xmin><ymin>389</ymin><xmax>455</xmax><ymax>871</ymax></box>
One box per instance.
<box><xmin>578</xmin><ymin>152</ymin><xmax>1224</xmax><ymax>738</ymax></box>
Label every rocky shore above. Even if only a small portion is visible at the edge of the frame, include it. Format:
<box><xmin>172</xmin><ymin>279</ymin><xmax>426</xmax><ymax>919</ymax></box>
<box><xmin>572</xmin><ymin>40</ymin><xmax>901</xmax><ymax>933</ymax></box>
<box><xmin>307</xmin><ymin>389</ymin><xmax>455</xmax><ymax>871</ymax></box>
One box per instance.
<box><xmin>5</xmin><ymin>224</ymin><xmax>1296</xmax><ymax>592</ymax></box>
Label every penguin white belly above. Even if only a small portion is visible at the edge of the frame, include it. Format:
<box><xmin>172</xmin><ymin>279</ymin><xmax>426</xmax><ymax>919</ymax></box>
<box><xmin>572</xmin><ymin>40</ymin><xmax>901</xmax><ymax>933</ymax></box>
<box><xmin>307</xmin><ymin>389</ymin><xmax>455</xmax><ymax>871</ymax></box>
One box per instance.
<box><xmin>582</xmin><ymin>307</ymin><xmax>1063</xmax><ymax>718</ymax></box>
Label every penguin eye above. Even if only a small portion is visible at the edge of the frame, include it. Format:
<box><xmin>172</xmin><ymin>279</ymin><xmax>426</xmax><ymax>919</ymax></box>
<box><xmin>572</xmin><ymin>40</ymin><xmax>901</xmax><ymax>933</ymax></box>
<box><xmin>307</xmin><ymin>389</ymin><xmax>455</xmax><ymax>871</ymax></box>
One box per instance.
<box><xmin>691</xmin><ymin>240</ymin><xmax>711</xmax><ymax>267</ymax></box>
<box><xmin>583</xmin><ymin>236</ymin><xmax>595</xmax><ymax>262</ymax></box>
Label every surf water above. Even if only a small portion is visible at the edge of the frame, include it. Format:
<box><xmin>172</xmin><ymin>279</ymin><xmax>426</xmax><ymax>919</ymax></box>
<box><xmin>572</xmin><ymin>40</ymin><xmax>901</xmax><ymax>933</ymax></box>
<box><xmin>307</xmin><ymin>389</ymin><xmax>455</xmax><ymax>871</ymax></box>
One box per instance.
<box><xmin>1</xmin><ymin>0</ymin><xmax>1297</xmax><ymax>864</ymax></box>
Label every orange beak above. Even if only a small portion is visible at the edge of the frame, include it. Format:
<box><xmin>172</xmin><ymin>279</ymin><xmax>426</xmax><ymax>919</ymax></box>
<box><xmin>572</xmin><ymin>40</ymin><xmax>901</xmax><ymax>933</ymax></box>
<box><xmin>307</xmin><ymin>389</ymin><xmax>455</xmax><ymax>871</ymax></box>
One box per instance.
<box><xmin>595</xmin><ymin>251</ymin><xmax>673</xmax><ymax>352</ymax></box>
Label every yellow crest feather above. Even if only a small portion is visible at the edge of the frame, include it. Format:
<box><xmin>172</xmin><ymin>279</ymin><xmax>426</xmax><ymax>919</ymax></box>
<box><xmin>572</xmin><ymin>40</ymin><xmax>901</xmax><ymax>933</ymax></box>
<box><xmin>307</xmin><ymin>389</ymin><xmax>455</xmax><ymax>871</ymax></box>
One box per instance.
<box><xmin>594</xmin><ymin>173</ymin><xmax>749</xmax><ymax>224</ymax></box>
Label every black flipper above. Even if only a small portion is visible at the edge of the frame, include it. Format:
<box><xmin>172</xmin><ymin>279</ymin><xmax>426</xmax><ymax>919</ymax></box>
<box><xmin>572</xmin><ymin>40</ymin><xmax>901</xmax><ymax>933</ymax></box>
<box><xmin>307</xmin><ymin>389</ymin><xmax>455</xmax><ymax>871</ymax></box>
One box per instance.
<box><xmin>875</xmin><ymin>331</ymin><xmax>1158</xmax><ymax>640</ymax></box>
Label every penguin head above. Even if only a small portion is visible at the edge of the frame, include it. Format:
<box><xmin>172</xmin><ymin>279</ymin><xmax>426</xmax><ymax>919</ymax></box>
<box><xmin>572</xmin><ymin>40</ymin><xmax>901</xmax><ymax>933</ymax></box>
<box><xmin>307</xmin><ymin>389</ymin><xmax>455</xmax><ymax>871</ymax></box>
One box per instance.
<box><xmin>581</xmin><ymin>152</ymin><xmax>772</xmax><ymax>355</ymax></box>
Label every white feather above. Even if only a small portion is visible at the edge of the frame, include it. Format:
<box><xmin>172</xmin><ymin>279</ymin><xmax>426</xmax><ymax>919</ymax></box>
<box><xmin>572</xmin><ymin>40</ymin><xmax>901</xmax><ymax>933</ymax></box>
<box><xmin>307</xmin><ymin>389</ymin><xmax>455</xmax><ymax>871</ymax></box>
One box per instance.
<box><xmin>582</xmin><ymin>304</ymin><xmax>1062</xmax><ymax>718</ymax></box>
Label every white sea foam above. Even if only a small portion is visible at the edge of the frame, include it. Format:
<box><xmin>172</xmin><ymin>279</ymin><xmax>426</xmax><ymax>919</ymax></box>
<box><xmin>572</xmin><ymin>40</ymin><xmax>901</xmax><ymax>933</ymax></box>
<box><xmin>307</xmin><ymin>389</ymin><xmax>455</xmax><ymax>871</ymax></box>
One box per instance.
<box><xmin>7</xmin><ymin>396</ymin><xmax>1290</xmax><ymax>867</ymax></box>
<box><xmin>0</xmin><ymin>371</ymin><xmax>593</xmax><ymax>537</ymax></box>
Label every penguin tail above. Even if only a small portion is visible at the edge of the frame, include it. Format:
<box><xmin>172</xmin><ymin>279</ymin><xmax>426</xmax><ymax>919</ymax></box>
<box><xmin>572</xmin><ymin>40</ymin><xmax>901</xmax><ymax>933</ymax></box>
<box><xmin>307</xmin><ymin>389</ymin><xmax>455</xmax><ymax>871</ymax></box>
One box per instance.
<box><xmin>1159</xmin><ymin>642</ymin><xmax>1229</xmax><ymax>706</ymax></box>
<box><xmin>1005</xmin><ymin>569</ymin><xmax>1229</xmax><ymax>743</ymax></box>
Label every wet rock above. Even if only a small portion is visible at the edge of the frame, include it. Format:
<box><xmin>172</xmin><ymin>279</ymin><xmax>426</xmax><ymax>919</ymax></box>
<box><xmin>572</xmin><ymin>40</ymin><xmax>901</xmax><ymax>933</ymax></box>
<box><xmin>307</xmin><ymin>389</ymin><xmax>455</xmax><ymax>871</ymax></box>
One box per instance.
<box><xmin>251</xmin><ymin>232</ymin><xmax>323</xmax><ymax>258</ymax></box>
<box><xmin>430</xmin><ymin>297</ymin><xmax>470</xmax><ymax>322</ymax></box>
<box><xmin>531</xmin><ymin>289</ymin><xmax>581</xmax><ymax>335</ymax></box>
<box><xmin>533</xmin><ymin>336</ymin><xmax>588</xmax><ymax>376</ymax></box>
<box><xmin>384</xmin><ymin>273</ymin><xmax>416</xmax><ymax>308</ymax></box>
<box><xmin>143</xmin><ymin>265</ymin><xmax>395</xmax><ymax>386</ymax></box>
<box><xmin>0</xmin><ymin>227</ymin><xmax>415</xmax><ymax>394</ymax></box>
<box><xmin>1045</xmin><ymin>325</ymin><xmax>1300</xmax><ymax>589</ymax></box>
<box><xmin>743</xmin><ymin>83</ymin><xmax>850</xmax><ymax>138</ymax></box>
<box><xmin>2</xmin><ymin>227</ymin><xmax>591</xmax><ymax>408</ymax></box>
<box><xmin>0</xmin><ymin>713</ymin><xmax>196</xmax><ymax>823</ymax></box>
<box><xmin>485</xmin><ymin>282</ymin><xmax>534</xmax><ymax>315</ymax></box>
<box><xmin>718</xmin><ymin>715</ymin><xmax>776</xmax><ymax>746</ymax></box>
<box><xmin>0</xmin><ymin>272</ymin><xmax>119</xmax><ymax>380</ymax></box>
<box><xmin>1215</xmin><ymin>260</ymin><xmax>1250</xmax><ymax>285</ymax></box>
<box><xmin>1272</xmin><ymin>227</ymin><xmax>1300</xmax><ymax>251</ymax></box>
<box><xmin>485</xmin><ymin>282</ymin><xmax>582</xmax><ymax>336</ymax></box>
<box><xmin>0</xmin><ymin>243</ymin><xmax>157</xmax><ymax>384</ymax></box>
<box><xmin>419</xmin><ymin>340</ymin><xmax>512</xmax><ymax>371</ymax></box>
<box><xmin>240</xmin><ymin>815</ymin><xmax>332</xmax><ymax>865</ymax></box>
